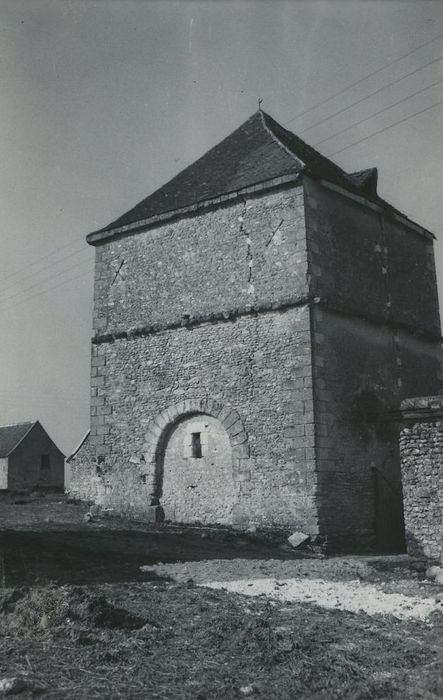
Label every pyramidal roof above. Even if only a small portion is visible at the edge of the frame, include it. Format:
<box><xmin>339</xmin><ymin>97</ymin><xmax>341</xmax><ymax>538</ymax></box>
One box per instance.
<box><xmin>91</xmin><ymin>110</ymin><xmax>378</xmax><ymax>239</ymax></box>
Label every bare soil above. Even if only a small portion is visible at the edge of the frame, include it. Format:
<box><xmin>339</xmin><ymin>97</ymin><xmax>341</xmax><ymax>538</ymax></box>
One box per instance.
<box><xmin>0</xmin><ymin>494</ymin><xmax>442</xmax><ymax>699</ymax></box>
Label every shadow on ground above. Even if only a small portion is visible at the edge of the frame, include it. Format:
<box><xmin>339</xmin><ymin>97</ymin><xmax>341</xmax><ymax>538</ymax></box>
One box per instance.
<box><xmin>0</xmin><ymin>524</ymin><xmax>306</xmax><ymax>586</ymax></box>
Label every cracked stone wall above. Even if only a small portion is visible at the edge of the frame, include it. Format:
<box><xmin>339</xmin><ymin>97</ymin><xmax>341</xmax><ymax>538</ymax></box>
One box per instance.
<box><xmin>70</xmin><ymin>175</ymin><xmax>442</xmax><ymax>549</ymax></box>
<box><xmin>92</xmin><ymin>186</ymin><xmax>307</xmax><ymax>335</ymax></box>
<box><xmin>400</xmin><ymin>397</ymin><xmax>443</xmax><ymax>561</ymax></box>
<box><xmin>70</xmin><ymin>185</ymin><xmax>318</xmax><ymax>530</ymax></box>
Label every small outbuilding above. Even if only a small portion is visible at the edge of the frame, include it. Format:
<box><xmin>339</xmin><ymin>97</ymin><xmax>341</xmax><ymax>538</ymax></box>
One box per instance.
<box><xmin>0</xmin><ymin>421</ymin><xmax>65</xmax><ymax>492</ymax></box>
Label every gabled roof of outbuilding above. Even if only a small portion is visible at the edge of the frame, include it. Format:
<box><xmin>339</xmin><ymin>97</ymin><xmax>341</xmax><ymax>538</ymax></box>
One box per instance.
<box><xmin>91</xmin><ymin>110</ymin><xmax>370</xmax><ymax>237</ymax></box>
<box><xmin>0</xmin><ymin>420</ymin><xmax>65</xmax><ymax>458</ymax></box>
<box><xmin>0</xmin><ymin>422</ymin><xmax>36</xmax><ymax>457</ymax></box>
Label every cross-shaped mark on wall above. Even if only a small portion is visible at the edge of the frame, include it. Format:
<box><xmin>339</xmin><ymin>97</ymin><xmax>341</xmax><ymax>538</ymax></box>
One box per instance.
<box><xmin>265</xmin><ymin>218</ymin><xmax>284</xmax><ymax>247</ymax></box>
<box><xmin>111</xmin><ymin>260</ymin><xmax>126</xmax><ymax>285</ymax></box>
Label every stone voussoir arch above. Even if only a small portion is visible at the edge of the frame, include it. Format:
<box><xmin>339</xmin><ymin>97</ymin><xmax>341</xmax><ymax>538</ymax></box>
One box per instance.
<box><xmin>142</xmin><ymin>398</ymin><xmax>250</xmax><ymax>475</ymax></box>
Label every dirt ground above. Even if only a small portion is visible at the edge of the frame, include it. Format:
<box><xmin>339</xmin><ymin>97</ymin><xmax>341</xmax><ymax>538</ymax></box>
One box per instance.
<box><xmin>0</xmin><ymin>494</ymin><xmax>442</xmax><ymax>699</ymax></box>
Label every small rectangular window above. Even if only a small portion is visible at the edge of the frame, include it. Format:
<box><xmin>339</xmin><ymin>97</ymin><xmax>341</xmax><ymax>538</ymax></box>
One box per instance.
<box><xmin>191</xmin><ymin>432</ymin><xmax>202</xmax><ymax>459</ymax></box>
<box><xmin>41</xmin><ymin>454</ymin><xmax>50</xmax><ymax>470</ymax></box>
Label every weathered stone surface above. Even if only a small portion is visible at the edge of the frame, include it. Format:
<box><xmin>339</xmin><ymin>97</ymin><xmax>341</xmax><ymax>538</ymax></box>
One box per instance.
<box><xmin>144</xmin><ymin>505</ymin><xmax>164</xmax><ymax>523</ymax></box>
<box><xmin>400</xmin><ymin>407</ymin><xmax>443</xmax><ymax>561</ymax></box>
<box><xmin>91</xmin><ymin>188</ymin><xmax>308</xmax><ymax>336</ymax></box>
<box><xmin>69</xmin><ymin>173</ymin><xmax>442</xmax><ymax>551</ymax></box>
<box><xmin>161</xmin><ymin>414</ymin><xmax>236</xmax><ymax>524</ymax></box>
<box><xmin>71</xmin><ymin>303</ymin><xmax>317</xmax><ymax>530</ymax></box>
<box><xmin>426</xmin><ymin>565</ymin><xmax>443</xmax><ymax>579</ymax></box>
<box><xmin>305</xmin><ymin>176</ymin><xmax>442</xmax><ymax>553</ymax></box>
<box><xmin>288</xmin><ymin>531</ymin><xmax>310</xmax><ymax>548</ymax></box>
<box><xmin>0</xmin><ymin>677</ymin><xmax>28</xmax><ymax>695</ymax></box>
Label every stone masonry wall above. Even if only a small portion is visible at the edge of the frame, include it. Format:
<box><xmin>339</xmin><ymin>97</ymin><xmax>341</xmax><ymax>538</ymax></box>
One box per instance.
<box><xmin>161</xmin><ymin>414</ymin><xmax>236</xmax><ymax>524</ymax></box>
<box><xmin>303</xmin><ymin>178</ymin><xmax>440</xmax><ymax>337</ymax></box>
<box><xmin>71</xmin><ymin>173</ymin><xmax>443</xmax><ymax>549</ymax></box>
<box><xmin>310</xmin><ymin>308</ymin><xmax>402</xmax><ymax>552</ymax></box>
<box><xmin>92</xmin><ymin>185</ymin><xmax>308</xmax><ymax>336</ymax></box>
<box><xmin>304</xmin><ymin>178</ymin><xmax>442</xmax><ymax>552</ymax></box>
<box><xmin>0</xmin><ymin>458</ymin><xmax>7</xmax><ymax>490</ymax></box>
<box><xmin>72</xmin><ymin>303</ymin><xmax>318</xmax><ymax>531</ymax></box>
<box><xmin>400</xmin><ymin>396</ymin><xmax>443</xmax><ymax>561</ymax></box>
<box><xmin>309</xmin><ymin>308</ymin><xmax>442</xmax><ymax>553</ymax></box>
<box><xmin>70</xmin><ymin>184</ymin><xmax>319</xmax><ymax>530</ymax></box>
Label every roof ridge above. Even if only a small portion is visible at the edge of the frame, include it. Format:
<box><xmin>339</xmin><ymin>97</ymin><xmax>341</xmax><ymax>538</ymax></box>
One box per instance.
<box><xmin>0</xmin><ymin>420</ymin><xmax>35</xmax><ymax>429</ymax></box>
<box><xmin>5</xmin><ymin>422</ymin><xmax>37</xmax><ymax>456</ymax></box>
<box><xmin>261</xmin><ymin>110</ymin><xmax>350</xmax><ymax>181</ymax></box>
<box><xmin>87</xmin><ymin>109</ymin><xmax>402</xmax><ymax>241</ymax></box>
<box><xmin>259</xmin><ymin>110</ymin><xmax>306</xmax><ymax>168</ymax></box>
<box><xmin>92</xmin><ymin>110</ymin><xmax>300</xmax><ymax>236</ymax></box>
<box><xmin>0</xmin><ymin>421</ymin><xmax>38</xmax><ymax>458</ymax></box>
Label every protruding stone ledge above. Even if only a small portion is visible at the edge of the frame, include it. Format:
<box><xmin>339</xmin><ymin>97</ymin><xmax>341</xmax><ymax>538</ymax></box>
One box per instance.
<box><xmin>91</xmin><ymin>296</ymin><xmax>442</xmax><ymax>346</ymax></box>
<box><xmin>91</xmin><ymin>296</ymin><xmax>310</xmax><ymax>345</ymax></box>
<box><xmin>399</xmin><ymin>395</ymin><xmax>443</xmax><ymax>423</ymax></box>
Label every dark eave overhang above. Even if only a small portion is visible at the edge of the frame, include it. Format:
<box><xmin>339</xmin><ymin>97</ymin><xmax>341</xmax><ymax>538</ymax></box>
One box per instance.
<box><xmin>86</xmin><ymin>168</ymin><xmax>436</xmax><ymax>247</ymax></box>
<box><xmin>86</xmin><ymin>173</ymin><xmax>302</xmax><ymax>246</ymax></box>
<box><xmin>317</xmin><ymin>179</ymin><xmax>435</xmax><ymax>242</ymax></box>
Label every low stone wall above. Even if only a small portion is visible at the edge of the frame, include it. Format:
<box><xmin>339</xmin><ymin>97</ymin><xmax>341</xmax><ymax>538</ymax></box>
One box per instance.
<box><xmin>399</xmin><ymin>396</ymin><xmax>443</xmax><ymax>561</ymax></box>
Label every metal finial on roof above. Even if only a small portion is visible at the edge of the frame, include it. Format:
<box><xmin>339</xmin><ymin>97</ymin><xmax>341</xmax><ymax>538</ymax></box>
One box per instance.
<box><xmin>258</xmin><ymin>97</ymin><xmax>263</xmax><ymax>110</ymax></box>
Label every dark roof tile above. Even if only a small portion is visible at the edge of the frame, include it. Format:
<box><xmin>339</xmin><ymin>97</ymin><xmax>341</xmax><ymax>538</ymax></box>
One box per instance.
<box><xmin>348</xmin><ymin>168</ymin><xmax>378</xmax><ymax>197</ymax></box>
<box><xmin>0</xmin><ymin>422</ymin><xmax>35</xmax><ymax>457</ymax></box>
<box><xmin>94</xmin><ymin>110</ymin><xmax>371</xmax><ymax>236</ymax></box>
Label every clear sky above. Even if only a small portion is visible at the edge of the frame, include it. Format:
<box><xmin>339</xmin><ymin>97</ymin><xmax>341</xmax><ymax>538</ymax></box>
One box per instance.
<box><xmin>1</xmin><ymin>0</ymin><xmax>442</xmax><ymax>455</ymax></box>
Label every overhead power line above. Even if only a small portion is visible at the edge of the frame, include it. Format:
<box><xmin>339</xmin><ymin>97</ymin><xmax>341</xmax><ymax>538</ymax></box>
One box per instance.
<box><xmin>1</xmin><ymin>265</ymin><xmax>92</xmax><ymax>311</ymax></box>
<box><xmin>1</xmin><ymin>236</ymin><xmax>86</xmax><ymax>284</ymax></box>
<box><xmin>327</xmin><ymin>99</ymin><xmax>443</xmax><ymax>158</ymax></box>
<box><xmin>314</xmin><ymin>78</ymin><xmax>443</xmax><ymax>147</ymax></box>
<box><xmin>0</xmin><ymin>386</ymin><xmax>87</xmax><ymax>400</ymax></box>
<box><xmin>0</xmin><ymin>244</ymin><xmax>91</xmax><ymax>296</ymax></box>
<box><xmin>284</xmin><ymin>31</ymin><xmax>443</xmax><ymax>125</ymax></box>
<box><xmin>0</xmin><ymin>268</ymin><xmax>93</xmax><ymax>316</ymax></box>
<box><xmin>0</xmin><ymin>391</ymin><xmax>86</xmax><ymax>404</ymax></box>
<box><xmin>0</xmin><ymin>254</ymin><xmax>92</xmax><ymax>307</ymax></box>
<box><xmin>300</xmin><ymin>53</ymin><xmax>443</xmax><ymax>135</ymax></box>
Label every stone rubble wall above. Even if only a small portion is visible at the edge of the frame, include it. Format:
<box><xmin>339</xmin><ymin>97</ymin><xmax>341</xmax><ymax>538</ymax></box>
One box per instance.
<box><xmin>69</xmin><ymin>184</ymin><xmax>320</xmax><ymax>530</ymax></box>
<box><xmin>92</xmin><ymin>185</ymin><xmax>308</xmax><ymax>336</ymax></box>
<box><xmin>303</xmin><ymin>177</ymin><xmax>442</xmax><ymax>553</ymax></box>
<box><xmin>400</xmin><ymin>396</ymin><xmax>443</xmax><ymax>561</ymax></box>
<box><xmin>70</xmin><ymin>172</ymin><xmax>442</xmax><ymax>551</ymax></box>
<box><xmin>70</xmin><ymin>305</ymin><xmax>318</xmax><ymax>529</ymax></box>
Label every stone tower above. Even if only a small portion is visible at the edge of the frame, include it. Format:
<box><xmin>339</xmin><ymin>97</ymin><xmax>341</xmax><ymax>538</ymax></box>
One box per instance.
<box><xmin>69</xmin><ymin>110</ymin><xmax>442</xmax><ymax>552</ymax></box>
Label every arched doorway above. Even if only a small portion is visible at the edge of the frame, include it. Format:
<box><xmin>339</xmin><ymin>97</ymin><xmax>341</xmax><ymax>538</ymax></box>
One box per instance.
<box><xmin>159</xmin><ymin>413</ymin><xmax>236</xmax><ymax>525</ymax></box>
